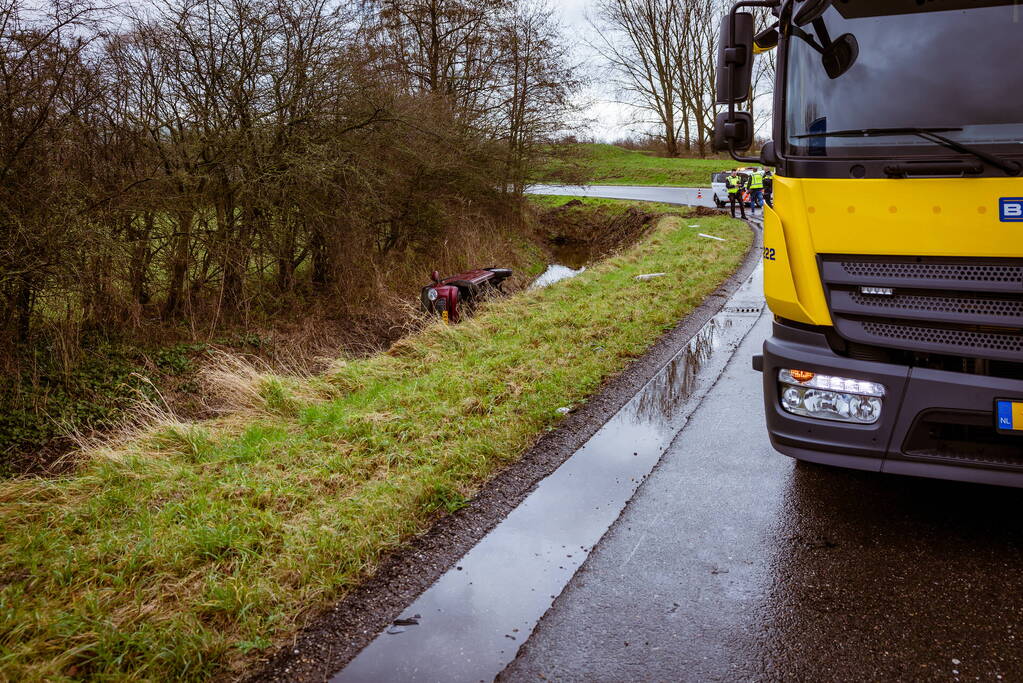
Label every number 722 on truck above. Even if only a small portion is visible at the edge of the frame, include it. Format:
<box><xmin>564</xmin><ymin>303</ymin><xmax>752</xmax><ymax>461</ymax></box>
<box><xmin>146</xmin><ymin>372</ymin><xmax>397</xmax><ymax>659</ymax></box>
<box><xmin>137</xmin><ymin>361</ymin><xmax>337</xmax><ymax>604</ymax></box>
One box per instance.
<box><xmin>714</xmin><ymin>0</ymin><xmax>1023</xmax><ymax>486</ymax></box>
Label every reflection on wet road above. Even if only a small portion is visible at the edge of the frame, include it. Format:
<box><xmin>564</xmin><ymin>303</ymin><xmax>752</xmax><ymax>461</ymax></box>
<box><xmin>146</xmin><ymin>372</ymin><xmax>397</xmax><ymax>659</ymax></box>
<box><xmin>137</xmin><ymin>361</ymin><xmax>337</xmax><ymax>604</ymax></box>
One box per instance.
<box><xmin>504</xmin><ymin>301</ymin><xmax>1023</xmax><ymax>681</ymax></box>
<box><xmin>333</xmin><ymin>269</ymin><xmax>766</xmax><ymax>683</ymax></box>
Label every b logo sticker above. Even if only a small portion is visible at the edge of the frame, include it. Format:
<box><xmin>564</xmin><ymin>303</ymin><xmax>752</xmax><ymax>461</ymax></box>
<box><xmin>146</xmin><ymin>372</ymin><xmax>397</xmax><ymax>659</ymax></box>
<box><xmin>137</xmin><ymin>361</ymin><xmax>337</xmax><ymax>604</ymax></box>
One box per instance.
<box><xmin>1001</xmin><ymin>197</ymin><xmax>1023</xmax><ymax>222</ymax></box>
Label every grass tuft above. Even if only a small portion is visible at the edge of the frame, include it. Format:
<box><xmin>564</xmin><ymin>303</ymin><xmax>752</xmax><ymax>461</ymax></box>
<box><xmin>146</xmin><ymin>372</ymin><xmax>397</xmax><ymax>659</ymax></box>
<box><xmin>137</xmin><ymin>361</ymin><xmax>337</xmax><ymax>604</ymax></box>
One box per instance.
<box><xmin>151</xmin><ymin>423</ymin><xmax>212</xmax><ymax>461</ymax></box>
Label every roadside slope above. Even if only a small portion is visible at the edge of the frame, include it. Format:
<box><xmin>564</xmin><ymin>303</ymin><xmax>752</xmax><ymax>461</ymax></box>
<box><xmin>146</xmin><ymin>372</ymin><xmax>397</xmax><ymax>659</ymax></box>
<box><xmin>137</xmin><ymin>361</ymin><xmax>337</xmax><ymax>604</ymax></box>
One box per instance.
<box><xmin>0</xmin><ymin>213</ymin><xmax>751</xmax><ymax>681</ymax></box>
<box><xmin>541</xmin><ymin>143</ymin><xmax>734</xmax><ymax>187</ymax></box>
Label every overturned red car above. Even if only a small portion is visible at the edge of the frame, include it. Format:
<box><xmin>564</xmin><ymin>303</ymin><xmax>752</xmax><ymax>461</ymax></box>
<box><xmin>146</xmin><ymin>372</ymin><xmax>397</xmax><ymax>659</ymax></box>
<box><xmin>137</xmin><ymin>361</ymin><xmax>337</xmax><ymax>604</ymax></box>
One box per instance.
<box><xmin>421</xmin><ymin>268</ymin><xmax>512</xmax><ymax>323</ymax></box>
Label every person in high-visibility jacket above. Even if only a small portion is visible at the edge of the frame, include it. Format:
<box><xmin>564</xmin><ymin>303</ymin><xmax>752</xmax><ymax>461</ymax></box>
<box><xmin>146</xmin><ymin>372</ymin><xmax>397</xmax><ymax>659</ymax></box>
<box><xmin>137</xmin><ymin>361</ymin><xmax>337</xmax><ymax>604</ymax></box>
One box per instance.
<box><xmin>726</xmin><ymin>170</ymin><xmax>746</xmax><ymax>219</ymax></box>
<box><xmin>748</xmin><ymin>169</ymin><xmax>765</xmax><ymax>214</ymax></box>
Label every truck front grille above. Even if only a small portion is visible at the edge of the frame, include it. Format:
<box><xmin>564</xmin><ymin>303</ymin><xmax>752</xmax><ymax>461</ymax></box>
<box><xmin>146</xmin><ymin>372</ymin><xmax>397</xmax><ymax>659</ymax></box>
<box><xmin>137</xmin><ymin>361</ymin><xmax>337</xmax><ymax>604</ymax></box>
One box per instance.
<box><xmin>861</xmin><ymin>321</ymin><xmax>1023</xmax><ymax>355</ymax></box>
<box><xmin>838</xmin><ymin>260</ymin><xmax>1023</xmax><ymax>286</ymax></box>
<box><xmin>847</xmin><ymin>291</ymin><xmax>1023</xmax><ymax>319</ymax></box>
<box><xmin>821</xmin><ymin>256</ymin><xmax>1023</xmax><ymax>363</ymax></box>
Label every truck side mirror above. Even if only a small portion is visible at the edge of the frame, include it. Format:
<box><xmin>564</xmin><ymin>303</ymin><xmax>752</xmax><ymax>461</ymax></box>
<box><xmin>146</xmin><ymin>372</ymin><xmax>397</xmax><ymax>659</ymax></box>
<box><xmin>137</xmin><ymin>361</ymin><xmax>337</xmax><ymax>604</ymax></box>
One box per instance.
<box><xmin>713</xmin><ymin>111</ymin><xmax>754</xmax><ymax>153</ymax></box>
<box><xmin>794</xmin><ymin>0</ymin><xmax>833</xmax><ymax>27</ymax></box>
<box><xmin>754</xmin><ymin>24</ymin><xmax>779</xmax><ymax>52</ymax></box>
<box><xmin>822</xmin><ymin>33</ymin><xmax>858</xmax><ymax>79</ymax></box>
<box><xmin>715</xmin><ymin>12</ymin><xmax>755</xmax><ymax>104</ymax></box>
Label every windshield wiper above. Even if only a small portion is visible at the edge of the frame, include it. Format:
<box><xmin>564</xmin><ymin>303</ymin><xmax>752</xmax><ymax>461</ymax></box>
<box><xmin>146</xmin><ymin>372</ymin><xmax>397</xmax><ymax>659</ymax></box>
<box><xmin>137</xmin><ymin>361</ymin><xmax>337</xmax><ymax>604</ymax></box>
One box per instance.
<box><xmin>793</xmin><ymin>127</ymin><xmax>1022</xmax><ymax>176</ymax></box>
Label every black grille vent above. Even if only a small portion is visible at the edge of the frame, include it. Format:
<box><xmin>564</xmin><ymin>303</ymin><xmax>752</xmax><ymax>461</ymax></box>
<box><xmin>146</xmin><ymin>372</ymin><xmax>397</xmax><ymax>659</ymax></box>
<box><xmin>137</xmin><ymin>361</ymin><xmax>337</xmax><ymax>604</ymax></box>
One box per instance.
<box><xmin>840</xmin><ymin>261</ymin><xmax>1023</xmax><ymax>284</ymax></box>
<box><xmin>821</xmin><ymin>256</ymin><xmax>1023</xmax><ymax>363</ymax></box>
<box><xmin>861</xmin><ymin>321</ymin><xmax>1023</xmax><ymax>354</ymax></box>
<box><xmin>848</xmin><ymin>292</ymin><xmax>1023</xmax><ymax>319</ymax></box>
<box><xmin>904</xmin><ymin>410</ymin><xmax>1023</xmax><ymax>468</ymax></box>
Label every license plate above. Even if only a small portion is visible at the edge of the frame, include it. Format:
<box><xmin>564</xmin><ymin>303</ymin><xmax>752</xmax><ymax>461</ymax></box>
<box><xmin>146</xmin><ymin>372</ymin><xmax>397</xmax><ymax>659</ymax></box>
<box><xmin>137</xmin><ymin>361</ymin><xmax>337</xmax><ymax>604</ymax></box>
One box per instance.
<box><xmin>996</xmin><ymin>399</ymin><xmax>1023</xmax><ymax>434</ymax></box>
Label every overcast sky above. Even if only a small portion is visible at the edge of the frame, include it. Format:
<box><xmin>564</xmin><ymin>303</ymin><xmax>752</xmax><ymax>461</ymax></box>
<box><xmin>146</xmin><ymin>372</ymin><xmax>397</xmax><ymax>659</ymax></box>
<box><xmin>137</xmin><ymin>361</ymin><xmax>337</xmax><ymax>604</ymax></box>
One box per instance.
<box><xmin>556</xmin><ymin>0</ymin><xmax>591</xmax><ymax>25</ymax></box>
<box><xmin>551</xmin><ymin>0</ymin><xmax>641</xmax><ymax>141</ymax></box>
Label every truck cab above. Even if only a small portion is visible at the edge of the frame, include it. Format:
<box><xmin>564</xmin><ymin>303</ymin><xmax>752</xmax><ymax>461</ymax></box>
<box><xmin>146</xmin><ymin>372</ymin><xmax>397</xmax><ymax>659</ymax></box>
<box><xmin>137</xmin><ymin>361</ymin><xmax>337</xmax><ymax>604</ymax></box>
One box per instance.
<box><xmin>716</xmin><ymin>0</ymin><xmax>1023</xmax><ymax>485</ymax></box>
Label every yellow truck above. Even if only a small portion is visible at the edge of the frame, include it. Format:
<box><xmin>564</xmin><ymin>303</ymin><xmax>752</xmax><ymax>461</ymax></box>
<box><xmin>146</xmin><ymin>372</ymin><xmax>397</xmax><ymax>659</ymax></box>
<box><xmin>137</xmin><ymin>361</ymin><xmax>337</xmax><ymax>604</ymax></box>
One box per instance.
<box><xmin>715</xmin><ymin>0</ymin><xmax>1023</xmax><ymax>485</ymax></box>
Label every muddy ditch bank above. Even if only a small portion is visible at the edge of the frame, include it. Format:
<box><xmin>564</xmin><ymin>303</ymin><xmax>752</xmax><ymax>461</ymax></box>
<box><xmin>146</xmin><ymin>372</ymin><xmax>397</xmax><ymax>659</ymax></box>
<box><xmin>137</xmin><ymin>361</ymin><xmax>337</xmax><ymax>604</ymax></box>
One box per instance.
<box><xmin>243</xmin><ymin>218</ymin><xmax>762</xmax><ymax>683</ymax></box>
<box><xmin>538</xmin><ymin>199</ymin><xmax>661</xmax><ymax>269</ymax></box>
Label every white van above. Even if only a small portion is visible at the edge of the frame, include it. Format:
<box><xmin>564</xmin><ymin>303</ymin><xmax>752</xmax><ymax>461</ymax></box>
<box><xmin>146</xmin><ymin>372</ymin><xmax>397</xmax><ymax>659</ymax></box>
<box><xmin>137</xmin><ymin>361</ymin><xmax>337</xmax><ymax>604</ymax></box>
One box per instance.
<box><xmin>710</xmin><ymin>172</ymin><xmax>729</xmax><ymax>208</ymax></box>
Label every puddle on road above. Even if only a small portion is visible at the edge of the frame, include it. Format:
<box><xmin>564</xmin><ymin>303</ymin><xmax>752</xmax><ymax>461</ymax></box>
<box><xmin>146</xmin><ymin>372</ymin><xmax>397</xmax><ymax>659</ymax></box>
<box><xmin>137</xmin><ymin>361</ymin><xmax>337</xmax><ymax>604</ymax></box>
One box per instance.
<box><xmin>531</xmin><ymin>264</ymin><xmax>586</xmax><ymax>289</ymax></box>
<box><xmin>333</xmin><ymin>265</ymin><xmax>765</xmax><ymax>683</ymax></box>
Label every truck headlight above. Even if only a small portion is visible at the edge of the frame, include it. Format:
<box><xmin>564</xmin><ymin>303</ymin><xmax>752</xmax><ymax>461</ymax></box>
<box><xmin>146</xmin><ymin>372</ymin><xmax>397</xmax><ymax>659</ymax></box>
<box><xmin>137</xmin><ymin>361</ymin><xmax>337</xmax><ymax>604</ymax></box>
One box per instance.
<box><xmin>426</xmin><ymin>288</ymin><xmax>439</xmax><ymax>302</ymax></box>
<box><xmin>778</xmin><ymin>369</ymin><xmax>884</xmax><ymax>424</ymax></box>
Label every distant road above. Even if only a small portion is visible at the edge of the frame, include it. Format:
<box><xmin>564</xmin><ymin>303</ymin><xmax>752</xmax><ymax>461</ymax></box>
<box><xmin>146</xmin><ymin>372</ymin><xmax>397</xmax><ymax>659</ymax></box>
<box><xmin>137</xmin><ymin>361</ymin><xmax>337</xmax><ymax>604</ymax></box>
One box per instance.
<box><xmin>527</xmin><ymin>184</ymin><xmax>718</xmax><ymax>209</ymax></box>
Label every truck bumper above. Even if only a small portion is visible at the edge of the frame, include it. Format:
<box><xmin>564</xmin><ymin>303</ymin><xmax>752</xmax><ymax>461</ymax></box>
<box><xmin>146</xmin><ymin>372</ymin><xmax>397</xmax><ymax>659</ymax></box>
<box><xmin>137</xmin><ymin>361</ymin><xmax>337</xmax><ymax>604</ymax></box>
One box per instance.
<box><xmin>762</xmin><ymin>319</ymin><xmax>1023</xmax><ymax>487</ymax></box>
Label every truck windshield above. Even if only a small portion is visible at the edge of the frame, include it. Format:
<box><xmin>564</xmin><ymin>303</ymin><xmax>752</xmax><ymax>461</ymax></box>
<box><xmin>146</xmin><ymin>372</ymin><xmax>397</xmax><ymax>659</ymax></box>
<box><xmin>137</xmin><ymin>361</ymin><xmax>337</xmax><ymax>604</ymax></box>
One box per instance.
<box><xmin>784</xmin><ymin>4</ymin><xmax>1023</xmax><ymax>158</ymax></box>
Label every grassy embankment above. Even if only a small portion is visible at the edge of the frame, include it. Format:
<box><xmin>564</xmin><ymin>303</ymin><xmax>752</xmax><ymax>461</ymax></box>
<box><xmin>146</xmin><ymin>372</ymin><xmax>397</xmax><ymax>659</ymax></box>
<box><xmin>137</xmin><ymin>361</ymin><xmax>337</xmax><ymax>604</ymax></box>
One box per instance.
<box><xmin>0</xmin><ymin>204</ymin><xmax>751</xmax><ymax>681</ymax></box>
<box><xmin>2</xmin><ymin>225</ymin><xmax>547</xmax><ymax>476</ymax></box>
<box><xmin>541</xmin><ymin>143</ymin><xmax>736</xmax><ymax>187</ymax></box>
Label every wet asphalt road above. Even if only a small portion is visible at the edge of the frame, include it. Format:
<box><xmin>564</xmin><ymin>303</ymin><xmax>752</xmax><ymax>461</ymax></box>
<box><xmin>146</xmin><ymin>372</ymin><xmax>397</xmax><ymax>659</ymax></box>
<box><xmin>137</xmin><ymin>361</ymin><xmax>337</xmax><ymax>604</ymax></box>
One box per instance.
<box><xmin>503</xmin><ymin>310</ymin><xmax>1023</xmax><ymax>681</ymax></box>
<box><xmin>527</xmin><ymin>184</ymin><xmax>718</xmax><ymax>208</ymax></box>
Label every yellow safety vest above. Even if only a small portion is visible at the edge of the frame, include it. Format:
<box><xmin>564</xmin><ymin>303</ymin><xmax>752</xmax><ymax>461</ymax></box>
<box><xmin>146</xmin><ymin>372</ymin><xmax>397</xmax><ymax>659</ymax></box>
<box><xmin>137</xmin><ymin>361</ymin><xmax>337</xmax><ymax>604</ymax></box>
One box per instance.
<box><xmin>750</xmin><ymin>172</ymin><xmax>764</xmax><ymax>190</ymax></box>
<box><xmin>726</xmin><ymin>176</ymin><xmax>740</xmax><ymax>194</ymax></box>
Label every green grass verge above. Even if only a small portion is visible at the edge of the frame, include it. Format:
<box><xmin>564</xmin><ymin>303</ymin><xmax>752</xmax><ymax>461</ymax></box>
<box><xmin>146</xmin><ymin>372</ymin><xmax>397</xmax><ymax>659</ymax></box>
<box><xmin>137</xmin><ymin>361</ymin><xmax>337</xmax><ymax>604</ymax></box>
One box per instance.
<box><xmin>0</xmin><ymin>214</ymin><xmax>751</xmax><ymax>681</ymax></box>
<box><xmin>541</xmin><ymin>143</ymin><xmax>736</xmax><ymax>187</ymax></box>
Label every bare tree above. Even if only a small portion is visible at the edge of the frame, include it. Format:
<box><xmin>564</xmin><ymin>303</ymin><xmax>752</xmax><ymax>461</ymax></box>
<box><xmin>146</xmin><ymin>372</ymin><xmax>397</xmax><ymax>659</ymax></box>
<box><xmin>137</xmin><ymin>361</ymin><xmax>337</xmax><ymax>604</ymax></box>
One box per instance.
<box><xmin>589</xmin><ymin>0</ymin><xmax>772</xmax><ymax>157</ymax></box>
<box><xmin>0</xmin><ymin>0</ymin><xmax>578</xmax><ymax>360</ymax></box>
<box><xmin>376</xmin><ymin>0</ymin><xmax>507</xmax><ymax>112</ymax></box>
<box><xmin>496</xmin><ymin>0</ymin><xmax>580</xmax><ymax>194</ymax></box>
<box><xmin>672</xmin><ymin>0</ymin><xmax>721</xmax><ymax>156</ymax></box>
<box><xmin>749</xmin><ymin>7</ymin><xmax>776</xmax><ymax>138</ymax></box>
<box><xmin>590</xmin><ymin>0</ymin><xmax>687</xmax><ymax>156</ymax></box>
<box><xmin>0</xmin><ymin>0</ymin><xmax>103</xmax><ymax>342</ymax></box>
